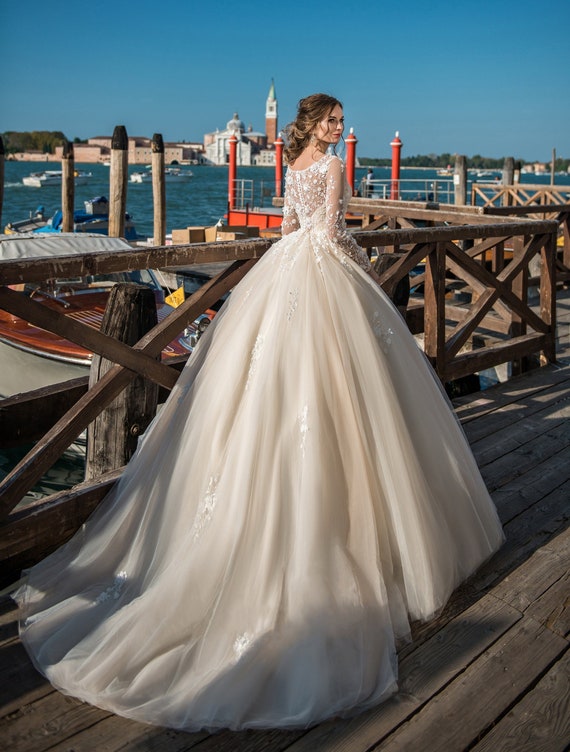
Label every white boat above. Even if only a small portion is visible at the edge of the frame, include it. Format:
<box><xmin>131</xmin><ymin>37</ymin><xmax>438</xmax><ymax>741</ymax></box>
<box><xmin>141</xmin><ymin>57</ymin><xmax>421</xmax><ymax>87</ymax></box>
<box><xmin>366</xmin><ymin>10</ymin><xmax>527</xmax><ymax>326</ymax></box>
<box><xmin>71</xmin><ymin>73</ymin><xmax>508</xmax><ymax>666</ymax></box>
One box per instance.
<box><xmin>22</xmin><ymin>170</ymin><xmax>93</xmax><ymax>188</ymax></box>
<box><xmin>130</xmin><ymin>167</ymin><xmax>193</xmax><ymax>184</ymax></box>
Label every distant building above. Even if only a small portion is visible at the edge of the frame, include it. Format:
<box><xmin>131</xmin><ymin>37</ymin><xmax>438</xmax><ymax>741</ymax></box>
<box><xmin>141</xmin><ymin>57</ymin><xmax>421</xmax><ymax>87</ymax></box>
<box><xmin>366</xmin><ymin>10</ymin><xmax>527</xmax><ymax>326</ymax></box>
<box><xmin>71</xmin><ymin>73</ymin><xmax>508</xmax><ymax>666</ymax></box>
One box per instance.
<box><xmin>203</xmin><ymin>82</ymin><xmax>278</xmax><ymax>166</ymax></box>
<box><xmin>54</xmin><ymin>137</ymin><xmax>205</xmax><ymax>164</ymax></box>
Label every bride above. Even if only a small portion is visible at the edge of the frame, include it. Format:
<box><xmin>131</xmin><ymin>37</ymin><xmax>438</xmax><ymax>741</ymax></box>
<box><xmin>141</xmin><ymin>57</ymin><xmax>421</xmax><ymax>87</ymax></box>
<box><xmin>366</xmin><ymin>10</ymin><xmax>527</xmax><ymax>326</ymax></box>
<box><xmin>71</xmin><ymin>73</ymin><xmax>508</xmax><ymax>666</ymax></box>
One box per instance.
<box><xmin>14</xmin><ymin>93</ymin><xmax>503</xmax><ymax>731</ymax></box>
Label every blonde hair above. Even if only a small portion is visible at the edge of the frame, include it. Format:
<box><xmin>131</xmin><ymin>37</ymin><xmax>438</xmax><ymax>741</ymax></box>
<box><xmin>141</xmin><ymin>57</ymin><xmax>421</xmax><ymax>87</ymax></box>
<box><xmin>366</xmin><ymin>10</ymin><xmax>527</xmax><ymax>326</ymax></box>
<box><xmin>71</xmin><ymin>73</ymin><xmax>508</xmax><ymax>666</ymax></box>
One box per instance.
<box><xmin>283</xmin><ymin>93</ymin><xmax>343</xmax><ymax>165</ymax></box>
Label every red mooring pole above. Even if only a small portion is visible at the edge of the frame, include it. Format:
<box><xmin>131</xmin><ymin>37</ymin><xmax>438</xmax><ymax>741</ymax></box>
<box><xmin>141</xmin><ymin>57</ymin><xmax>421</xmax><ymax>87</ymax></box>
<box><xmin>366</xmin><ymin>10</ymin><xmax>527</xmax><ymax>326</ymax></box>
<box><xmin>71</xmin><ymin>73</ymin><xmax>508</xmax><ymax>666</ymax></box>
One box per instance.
<box><xmin>274</xmin><ymin>133</ymin><xmax>284</xmax><ymax>198</ymax></box>
<box><xmin>390</xmin><ymin>131</ymin><xmax>402</xmax><ymax>200</ymax></box>
<box><xmin>345</xmin><ymin>127</ymin><xmax>357</xmax><ymax>195</ymax></box>
<box><xmin>228</xmin><ymin>133</ymin><xmax>238</xmax><ymax>209</ymax></box>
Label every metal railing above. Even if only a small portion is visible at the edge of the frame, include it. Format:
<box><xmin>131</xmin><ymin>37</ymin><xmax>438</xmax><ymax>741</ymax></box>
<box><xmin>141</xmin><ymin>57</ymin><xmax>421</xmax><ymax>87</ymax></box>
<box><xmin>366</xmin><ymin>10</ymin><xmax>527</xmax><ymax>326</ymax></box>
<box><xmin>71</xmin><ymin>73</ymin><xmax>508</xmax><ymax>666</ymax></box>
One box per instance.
<box><xmin>359</xmin><ymin>178</ymin><xmax>455</xmax><ymax>203</ymax></box>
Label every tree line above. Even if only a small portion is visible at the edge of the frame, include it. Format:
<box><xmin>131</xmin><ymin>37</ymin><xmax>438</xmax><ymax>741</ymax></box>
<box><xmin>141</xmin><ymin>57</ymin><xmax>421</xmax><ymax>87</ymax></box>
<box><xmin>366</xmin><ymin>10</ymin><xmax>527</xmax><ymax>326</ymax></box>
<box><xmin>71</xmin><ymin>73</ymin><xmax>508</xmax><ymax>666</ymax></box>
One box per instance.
<box><xmin>360</xmin><ymin>153</ymin><xmax>570</xmax><ymax>171</ymax></box>
<box><xmin>1</xmin><ymin>131</ymin><xmax>85</xmax><ymax>154</ymax></box>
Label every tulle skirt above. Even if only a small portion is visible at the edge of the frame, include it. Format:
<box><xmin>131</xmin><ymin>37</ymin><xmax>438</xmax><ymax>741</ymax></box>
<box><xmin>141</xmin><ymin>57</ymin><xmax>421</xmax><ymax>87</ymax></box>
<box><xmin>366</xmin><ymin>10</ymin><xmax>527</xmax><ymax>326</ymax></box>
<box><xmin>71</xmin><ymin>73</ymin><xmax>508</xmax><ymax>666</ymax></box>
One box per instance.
<box><xmin>15</xmin><ymin>227</ymin><xmax>504</xmax><ymax>730</ymax></box>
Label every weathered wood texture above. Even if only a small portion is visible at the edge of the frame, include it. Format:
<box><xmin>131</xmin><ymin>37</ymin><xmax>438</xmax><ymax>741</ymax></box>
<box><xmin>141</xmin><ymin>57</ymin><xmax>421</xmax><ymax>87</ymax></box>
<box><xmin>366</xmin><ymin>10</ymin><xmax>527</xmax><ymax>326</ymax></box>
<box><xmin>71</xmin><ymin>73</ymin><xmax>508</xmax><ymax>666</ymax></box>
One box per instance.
<box><xmin>152</xmin><ymin>133</ymin><xmax>166</xmax><ymax>246</ymax></box>
<box><xmin>1</xmin><ymin>346</ymin><xmax>569</xmax><ymax>750</ymax></box>
<box><xmin>60</xmin><ymin>140</ymin><xmax>74</xmax><ymax>234</ymax></box>
<box><xmin>109</xmin><ymin>125</ymin><xmax>128</xmax><ymax>238</ymax></box>
<box><xmin>86</xmin><ymin>284</ymin><xmax>159</xmax><ymax>480</ymax></box>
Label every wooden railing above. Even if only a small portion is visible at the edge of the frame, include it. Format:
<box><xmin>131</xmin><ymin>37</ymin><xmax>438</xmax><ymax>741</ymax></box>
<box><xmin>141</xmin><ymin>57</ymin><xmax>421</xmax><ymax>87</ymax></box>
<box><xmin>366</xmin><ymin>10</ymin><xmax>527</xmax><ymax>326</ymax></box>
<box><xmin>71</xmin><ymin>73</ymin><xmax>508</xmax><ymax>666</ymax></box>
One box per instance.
<box><xmin>0</xmin><ymin>216</ymin><xmax>558</xmax><ymax>575</ymax></box>
<box><xmin>471</xmin><ymin>182</ymin><xmax>570</xmax><ymax>208</ymax></box>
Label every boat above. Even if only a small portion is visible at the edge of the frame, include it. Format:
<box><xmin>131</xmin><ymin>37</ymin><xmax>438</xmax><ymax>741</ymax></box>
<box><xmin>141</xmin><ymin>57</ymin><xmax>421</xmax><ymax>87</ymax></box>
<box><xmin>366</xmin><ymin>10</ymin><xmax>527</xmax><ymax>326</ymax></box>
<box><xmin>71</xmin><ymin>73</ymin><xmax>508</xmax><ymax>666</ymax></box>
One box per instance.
<box><xmin>130</xmin><ymin>167</ymin><xmax>193</xmax><ymax>184</ymax></box>
<box><xmin>0</xmin><ymin>234</ymin><xmax>216</xmax><ymax>398</ymax></box>
<box><xmin>5</xmin><ymin>197</ymin><xmax>138</xmax><ymax>241</ymax></box>
<box><xmin>436</xmin><ymin>165</ymin><xmax>453</xmax><ymax>176</ymax></box>
<box><xmin>22</xmin><ymin>170</ymin><xmax>93</xmax><ymax>188</ymax></box>
<box><xmin>3</xmin><ymin>206</ymin><xmax>48</xmax><ymax>234</ymax></box>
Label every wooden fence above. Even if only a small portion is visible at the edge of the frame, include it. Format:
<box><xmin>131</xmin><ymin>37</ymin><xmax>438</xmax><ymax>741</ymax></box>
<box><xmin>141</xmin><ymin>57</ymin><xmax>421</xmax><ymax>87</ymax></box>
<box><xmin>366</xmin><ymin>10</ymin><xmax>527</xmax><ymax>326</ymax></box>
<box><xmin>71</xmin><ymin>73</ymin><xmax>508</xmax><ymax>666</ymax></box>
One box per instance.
<box><xmin>0</xmin><ymin>215</ymin><xmax>559</xmax><ymax>576</ymax></box>
<box><xmin>471</xmin><ymin>182</ymin><xmax>570</xmax><ymax>208</ymax></box>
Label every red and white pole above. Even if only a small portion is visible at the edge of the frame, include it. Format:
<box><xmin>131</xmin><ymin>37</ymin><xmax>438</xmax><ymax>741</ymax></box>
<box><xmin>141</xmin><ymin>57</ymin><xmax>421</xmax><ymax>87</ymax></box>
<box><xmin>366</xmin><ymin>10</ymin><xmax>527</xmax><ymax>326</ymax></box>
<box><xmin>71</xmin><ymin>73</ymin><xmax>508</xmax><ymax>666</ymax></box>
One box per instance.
<box><xmin>345</xmin><ymin>127</ymin><xmax>357</xmax><ymax>195</ymax></box>
<box><xmin>390</xmin><ymin>131</ymin><xmax>402</xmax><ymax>200</ymax></box>
<box><xmin>228</xmin><ymin>132</ymin><xmax>238</xmax><ymax>209</ymax></box>
<box><xmin>274</xmin><ymin>133</ymin><xmax>284</xmax><ymax>198</ymax></box>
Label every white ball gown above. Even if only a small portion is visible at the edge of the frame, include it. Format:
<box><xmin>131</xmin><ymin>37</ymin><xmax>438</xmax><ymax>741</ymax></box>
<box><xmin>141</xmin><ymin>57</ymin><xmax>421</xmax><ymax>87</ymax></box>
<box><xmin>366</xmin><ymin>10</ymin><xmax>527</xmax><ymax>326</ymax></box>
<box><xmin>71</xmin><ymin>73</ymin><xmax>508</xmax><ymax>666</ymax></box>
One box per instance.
<box><xmin>14</xmin><ymin>154</ymin><xmax>504</xmax><ymax>731</ymax></box>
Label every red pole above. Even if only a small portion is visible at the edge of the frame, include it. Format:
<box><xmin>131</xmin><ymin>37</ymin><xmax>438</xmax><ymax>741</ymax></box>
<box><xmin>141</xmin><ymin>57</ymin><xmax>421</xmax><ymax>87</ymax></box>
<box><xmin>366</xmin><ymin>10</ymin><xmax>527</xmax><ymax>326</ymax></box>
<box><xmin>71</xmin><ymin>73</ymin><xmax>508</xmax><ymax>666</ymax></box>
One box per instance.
<box><xmin>345</xmin><ymin>127</ymin><xmax>357</xmax><ymax>195</ymax></box>
<box><xmin>390</xmin><ymin>131</ymin><xmax>402</xmax><ymax>200</ymax></box>
<box><xmin>274</xmin><ymin>133</ymin><xmax>284</xmax><ymax>198</ymax></box>
<box><xmin>228</xmin><ymin>132</ymin><xmax>238</xmax><ymax>209</ymax></box>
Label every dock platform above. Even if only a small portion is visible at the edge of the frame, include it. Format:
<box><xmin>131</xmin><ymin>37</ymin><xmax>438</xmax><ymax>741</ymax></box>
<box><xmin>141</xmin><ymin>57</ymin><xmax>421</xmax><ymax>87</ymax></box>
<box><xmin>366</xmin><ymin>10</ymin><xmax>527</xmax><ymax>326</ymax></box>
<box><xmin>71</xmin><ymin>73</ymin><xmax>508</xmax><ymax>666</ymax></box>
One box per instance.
<box><xmin>1</xmin><ymin>291</ymin><xmax>569</xmax><ymax>752</ymax></box>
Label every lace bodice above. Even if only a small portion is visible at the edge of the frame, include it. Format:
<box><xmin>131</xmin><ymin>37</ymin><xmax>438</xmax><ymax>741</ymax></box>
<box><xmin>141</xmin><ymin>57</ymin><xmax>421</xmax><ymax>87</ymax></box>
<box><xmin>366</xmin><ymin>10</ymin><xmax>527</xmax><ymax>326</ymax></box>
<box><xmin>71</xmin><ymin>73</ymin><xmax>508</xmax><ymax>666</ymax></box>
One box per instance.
<box><xmin>281</xmin><ymin>154</ymin><xmax>371</xmax><ymax>272</ymax></box>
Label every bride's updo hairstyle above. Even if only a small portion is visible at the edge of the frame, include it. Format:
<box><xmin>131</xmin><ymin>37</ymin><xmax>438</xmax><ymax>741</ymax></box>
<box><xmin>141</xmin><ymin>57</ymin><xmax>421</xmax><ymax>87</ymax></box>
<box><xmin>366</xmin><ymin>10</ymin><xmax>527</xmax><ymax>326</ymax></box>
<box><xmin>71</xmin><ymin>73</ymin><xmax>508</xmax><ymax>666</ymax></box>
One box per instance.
<box><xmin>283</xmin><ymin>93</ymin><xmax>343</xmax><ymax>165</ymax></box>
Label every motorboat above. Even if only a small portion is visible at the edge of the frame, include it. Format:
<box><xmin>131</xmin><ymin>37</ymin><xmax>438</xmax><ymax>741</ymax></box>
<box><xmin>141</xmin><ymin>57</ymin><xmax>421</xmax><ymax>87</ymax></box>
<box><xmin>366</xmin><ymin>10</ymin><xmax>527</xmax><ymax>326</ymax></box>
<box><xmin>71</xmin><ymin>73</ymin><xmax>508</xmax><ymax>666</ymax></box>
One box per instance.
<box><xmin>3</xmin><ymin>206</ymin><xmax>48</xmax><ymax>234</ymax></box>
<box><xmin>5</xmin><ymin>197</ymin><xmax>138</xmax><ymax>241</ymax></box>
<box><xmin>22</xmin><ymin>170</ymin><xmax>93</xmax><ymax>188</ymax></box>
<box><xmin>436</xmin><ymin>166</ymin><xmax>453</xmax><ymax>176</ymax></box>
<box><xmin>130</xmin><ymin>167</ymin><xmax>193</xmax><ymax>184</ymax></box>
<box><xmin>0</xmin><ymin>233</ymin><xmax>214</xmax><ymax>397</ymax></box>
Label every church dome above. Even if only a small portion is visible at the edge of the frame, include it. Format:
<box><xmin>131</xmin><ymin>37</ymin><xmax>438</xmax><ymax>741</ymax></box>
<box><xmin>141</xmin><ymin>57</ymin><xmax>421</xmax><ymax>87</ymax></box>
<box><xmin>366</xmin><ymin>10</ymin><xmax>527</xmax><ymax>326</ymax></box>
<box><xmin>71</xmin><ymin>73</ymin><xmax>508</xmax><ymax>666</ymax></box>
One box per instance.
<box><xmin>226</xmin><ymin>112</ymin><xmax>245</xmax><ymax>133</ymax></box>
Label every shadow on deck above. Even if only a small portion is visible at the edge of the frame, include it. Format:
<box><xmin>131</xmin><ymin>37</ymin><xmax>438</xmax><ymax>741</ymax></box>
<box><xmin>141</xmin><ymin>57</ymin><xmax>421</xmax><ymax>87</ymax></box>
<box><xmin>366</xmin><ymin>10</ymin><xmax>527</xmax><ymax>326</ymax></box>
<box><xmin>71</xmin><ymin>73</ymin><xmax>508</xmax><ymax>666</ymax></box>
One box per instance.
<box><xmin>1</xmin><ymin>293</ymin><xmax>569</xmax><ymax>752</ymax></box>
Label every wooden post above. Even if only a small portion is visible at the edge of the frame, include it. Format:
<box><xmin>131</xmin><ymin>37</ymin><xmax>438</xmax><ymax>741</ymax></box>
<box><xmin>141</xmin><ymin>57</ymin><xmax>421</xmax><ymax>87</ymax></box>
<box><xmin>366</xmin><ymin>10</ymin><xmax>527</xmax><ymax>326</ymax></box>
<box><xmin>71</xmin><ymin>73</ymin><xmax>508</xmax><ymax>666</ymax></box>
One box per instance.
<box><xmin>502</xmin><ymin>157</ymin><xmax>514</xmax><ymax>207</ymax></box>
<box><xmin>509</xmin><ymin>235</ymin><xmax>528</xmax><ymax>376</ymax></box>
<box><xmin>85</xmin><ymin>284</ymin><xmax>159</xmax><ymax>480</ymax></box>
<box><xmin>152</xmin><ymin>133</ymin><xmax>166</xmax><ymax>246</ymax></box>
<box><xmin>0</xmin><ymin>136</ymin><xmax>4</xmax><ymax>231</ymax></box>
<box><xmin>454</xmin><ymin>155</ymin><xmax>467</xmax><ymax>206</ymax></box>
<box><xmin>345</xmin><ymin>128</ymin><xmax>357</xmax><ymax>195</ymax></box>
<box><xmin>109</xmin><ymin>125</ymin><xmax>128</xmax><ymax>238</ymax></box>
<box><xmin>551</xmin><ymin>147</ymin><xmax>556</xmax><ymax>185</ymax></box>
<box><xmin>61</xmin><ymin>140</ymin><xmax>75</xmax><ymax>233</ymax></box>
<box><xmin>423</xmin><ymin>242</ymin><xmax>446</xmax><ymax>378</ymax></box>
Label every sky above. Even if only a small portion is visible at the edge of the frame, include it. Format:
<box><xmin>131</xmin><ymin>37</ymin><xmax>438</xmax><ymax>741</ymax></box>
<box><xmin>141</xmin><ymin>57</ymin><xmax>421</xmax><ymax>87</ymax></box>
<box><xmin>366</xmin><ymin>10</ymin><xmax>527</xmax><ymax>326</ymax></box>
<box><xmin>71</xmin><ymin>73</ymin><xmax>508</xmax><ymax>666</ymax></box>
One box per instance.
<box><xmin>1</xmin><ymin>0</ymin><xmax>569</xmax><ymax>162</ymax></box>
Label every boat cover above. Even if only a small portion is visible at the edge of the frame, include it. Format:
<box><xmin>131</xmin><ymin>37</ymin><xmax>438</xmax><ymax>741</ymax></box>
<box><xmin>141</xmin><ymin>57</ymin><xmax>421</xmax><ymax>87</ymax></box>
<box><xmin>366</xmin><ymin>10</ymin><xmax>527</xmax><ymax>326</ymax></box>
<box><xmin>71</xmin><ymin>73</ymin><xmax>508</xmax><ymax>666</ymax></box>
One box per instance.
<box><xmin>0</xmin><ymin>233</ymin><xmax>133</xmax><ymax>260</ymax></box>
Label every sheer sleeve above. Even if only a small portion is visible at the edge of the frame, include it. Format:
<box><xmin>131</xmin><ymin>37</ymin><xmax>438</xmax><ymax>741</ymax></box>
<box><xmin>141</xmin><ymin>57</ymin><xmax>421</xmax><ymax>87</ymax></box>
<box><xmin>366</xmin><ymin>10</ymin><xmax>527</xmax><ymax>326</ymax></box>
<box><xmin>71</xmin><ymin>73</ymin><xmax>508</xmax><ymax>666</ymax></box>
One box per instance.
<box><xmin>281</xmin><ymin>177</ymin><xmax>300</xmax><ymax>236</ymax></box>
<box><xmin>325</xmin><ymin>157</ymin><xmax>371</xmax><ymax>272</ymax></box>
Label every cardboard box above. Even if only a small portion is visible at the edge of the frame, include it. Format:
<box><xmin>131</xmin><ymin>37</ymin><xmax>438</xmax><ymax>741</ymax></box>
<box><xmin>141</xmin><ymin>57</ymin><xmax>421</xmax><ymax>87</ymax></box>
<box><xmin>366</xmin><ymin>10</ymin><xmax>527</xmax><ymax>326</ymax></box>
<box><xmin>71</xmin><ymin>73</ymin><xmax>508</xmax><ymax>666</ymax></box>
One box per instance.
<box><xmin>171</xmin><ymin>227</ymin><xmax>205</xmax><ymax>244</ymax></box>
<box><xmin>216</xmin><ymin>225</ymin><xmax>260</xmax><ymax>240</ymax></box>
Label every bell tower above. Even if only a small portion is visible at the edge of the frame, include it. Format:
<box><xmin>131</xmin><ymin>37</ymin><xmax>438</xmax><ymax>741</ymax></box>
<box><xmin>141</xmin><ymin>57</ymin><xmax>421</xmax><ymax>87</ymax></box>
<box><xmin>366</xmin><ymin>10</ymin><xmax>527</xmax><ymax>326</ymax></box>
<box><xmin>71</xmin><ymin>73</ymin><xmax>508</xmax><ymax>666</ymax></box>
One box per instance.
<box><xmin>265</xmin><ymin>79</ymin><xmax>278</xmax><ymax>146</ymax></box>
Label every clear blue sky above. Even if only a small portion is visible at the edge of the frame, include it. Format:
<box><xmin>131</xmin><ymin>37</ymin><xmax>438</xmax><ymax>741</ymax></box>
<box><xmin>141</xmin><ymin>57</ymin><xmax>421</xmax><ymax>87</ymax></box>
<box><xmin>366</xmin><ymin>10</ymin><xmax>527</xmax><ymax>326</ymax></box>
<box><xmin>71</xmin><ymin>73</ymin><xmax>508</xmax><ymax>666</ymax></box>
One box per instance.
<box><xmin>1</xmin><ymin>0</ymin><xmax>568</xmax><ymax>161</ymax></box>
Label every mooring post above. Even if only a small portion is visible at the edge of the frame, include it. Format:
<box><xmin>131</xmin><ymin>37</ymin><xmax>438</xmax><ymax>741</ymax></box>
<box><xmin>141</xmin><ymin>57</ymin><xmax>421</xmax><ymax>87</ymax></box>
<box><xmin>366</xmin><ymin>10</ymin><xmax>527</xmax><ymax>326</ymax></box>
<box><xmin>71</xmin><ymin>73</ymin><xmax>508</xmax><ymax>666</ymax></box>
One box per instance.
<box><xmin>390</xmin><ymin>132</ymin><xmax>402</xmax><ymax>200</ymax></box>
<box><xmin>109</xmin><ymin>125</ymin><xmax>129</xmax><ymax>237</ymax></box>
<box><xmin>228</xmin><ymin>132</ymin><xmax>238</xmax><ymax>210</ymax></box>
<box><xmin>274</xmin><ymin>133</ymin><xmax>284</xmax><ymax>198</ymax></box>
<box><xmin>502</xmin><ymin>157</ymin><xmax>514</xmax><ymax>206</ymax></box>
<box><xmin>61</xmin><ymin>140</ymin><xmax>75</xmax><ymax>233</ymax></box>
<box><xmin>152</xmin><ymin>133</ymin><xmax>166</xmax><ymax>246</ymax></box>
<box><xmin>345</xmin><ymin>128</ymin><xmax>357</xmax><ymax>195</ymax></box>
<box><xmin>85</xmin><ymin>284</ymin><xmax>159</xmax><ymax>480</ymax></box>
<box><xmin>454</xmin><ymin>155</ymin><xmax>467</xmax><ymax>206</ymax></box>
<box><xmin>0</xmin><ymin>136</ymin><xmax>4</xmax><ymax>230</ymax></box>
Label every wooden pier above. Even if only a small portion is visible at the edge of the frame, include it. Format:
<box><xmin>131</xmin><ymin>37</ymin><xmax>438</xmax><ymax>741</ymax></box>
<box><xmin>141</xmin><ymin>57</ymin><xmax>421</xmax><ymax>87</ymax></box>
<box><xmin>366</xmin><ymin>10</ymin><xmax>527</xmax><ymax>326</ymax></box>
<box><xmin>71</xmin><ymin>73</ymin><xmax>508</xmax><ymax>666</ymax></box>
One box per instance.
<box><xmin>1</xmin><ymin>289</ymin><xmax>569</xmax><ymax>751</ymax></box>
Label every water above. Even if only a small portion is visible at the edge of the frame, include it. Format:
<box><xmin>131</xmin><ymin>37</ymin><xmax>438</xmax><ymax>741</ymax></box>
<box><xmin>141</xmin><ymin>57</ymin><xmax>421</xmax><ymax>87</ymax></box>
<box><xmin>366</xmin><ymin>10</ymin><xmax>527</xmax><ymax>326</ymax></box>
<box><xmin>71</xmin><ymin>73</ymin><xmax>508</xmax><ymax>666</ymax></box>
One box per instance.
<box><xmin>4</xmin><ymin>161</ymin><xmax>569</xmax><ymax>238</ymax></box>
<box><xmin>2</xmin><ymin>160</ymin><xmax>569</xmax><ymax>502</ymax></box>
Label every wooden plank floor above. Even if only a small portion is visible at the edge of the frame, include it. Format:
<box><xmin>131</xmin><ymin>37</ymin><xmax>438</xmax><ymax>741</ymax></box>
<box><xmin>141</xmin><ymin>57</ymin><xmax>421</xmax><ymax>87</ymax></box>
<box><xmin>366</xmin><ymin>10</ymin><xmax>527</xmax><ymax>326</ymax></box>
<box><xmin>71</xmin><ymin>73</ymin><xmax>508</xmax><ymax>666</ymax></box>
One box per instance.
<box><xmin>1</xmin><ymin>291</ymin><xmax>569</xmax><ymax>752</ymax></box>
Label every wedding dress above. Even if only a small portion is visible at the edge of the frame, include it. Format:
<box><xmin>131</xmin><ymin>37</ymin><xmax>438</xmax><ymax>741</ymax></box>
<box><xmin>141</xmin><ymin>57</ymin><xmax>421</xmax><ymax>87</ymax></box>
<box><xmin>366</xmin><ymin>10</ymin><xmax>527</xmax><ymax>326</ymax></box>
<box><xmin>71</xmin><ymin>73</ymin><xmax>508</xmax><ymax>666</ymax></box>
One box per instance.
<box><xmin>15</xmin><ymin>154</ymin><xmax>504</xmax><ymax>731</ymax></box>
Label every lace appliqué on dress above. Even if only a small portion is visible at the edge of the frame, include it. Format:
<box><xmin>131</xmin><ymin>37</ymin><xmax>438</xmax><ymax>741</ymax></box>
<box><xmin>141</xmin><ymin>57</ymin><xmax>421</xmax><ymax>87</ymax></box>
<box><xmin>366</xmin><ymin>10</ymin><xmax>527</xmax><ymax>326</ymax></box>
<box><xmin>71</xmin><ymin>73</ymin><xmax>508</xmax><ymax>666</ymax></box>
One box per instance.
<box><xmin>191</xmin><ymin>475</ymin><xmax>219</xmax><ymax>540</ymax></box>
<box><xmin>245</xmin><ymin>334</ymin><xmax>264</xmax><ymax>390</ymax></box>
<box><xmin>299</xmin><ymin>405</ymin><xmax>309</xmax><ymax>457</ymax></box>
<box><xmin>234</xmin><ymin>632</ymin><xmax>253</xmax><ymax>658</ymax></box>
<box><xmin>372</xmin><ymin>312</ymin><xmax>395</xmax><ymax>353</ymax></box>
<box><xmin>94</xmin><ymin>571</ymin><xmax>128</xmax><ymax>605</ymax></box>
<box><xmin>287</xmin><ymin>288</ymin><xmax>299</xmax><ymax>321</ymax></box>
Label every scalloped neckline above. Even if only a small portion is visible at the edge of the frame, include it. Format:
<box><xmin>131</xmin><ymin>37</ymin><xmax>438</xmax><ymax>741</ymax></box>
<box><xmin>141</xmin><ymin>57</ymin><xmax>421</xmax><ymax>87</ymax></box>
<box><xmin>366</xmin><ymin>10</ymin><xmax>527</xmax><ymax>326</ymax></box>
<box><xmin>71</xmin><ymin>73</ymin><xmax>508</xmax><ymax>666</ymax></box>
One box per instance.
<box><xmin>288</xmin><ymin>154</ymin><xmax>333</xmax><ymax>173</ymax></box>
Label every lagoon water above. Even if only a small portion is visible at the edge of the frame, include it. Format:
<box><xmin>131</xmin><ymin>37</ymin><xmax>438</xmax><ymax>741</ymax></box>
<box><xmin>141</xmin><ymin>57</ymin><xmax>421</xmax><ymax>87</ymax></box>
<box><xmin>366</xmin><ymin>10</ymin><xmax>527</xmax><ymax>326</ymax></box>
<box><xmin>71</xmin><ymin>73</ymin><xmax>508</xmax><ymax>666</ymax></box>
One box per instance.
<box><xmin>1</xmin><ymin>159</ymin><xmax>569</xmax><ymax>500</ymax></box>
<box><xmin>3</xmin><ymin>160</ymin><xmax>570</xmax><ymax>238</ymax></box>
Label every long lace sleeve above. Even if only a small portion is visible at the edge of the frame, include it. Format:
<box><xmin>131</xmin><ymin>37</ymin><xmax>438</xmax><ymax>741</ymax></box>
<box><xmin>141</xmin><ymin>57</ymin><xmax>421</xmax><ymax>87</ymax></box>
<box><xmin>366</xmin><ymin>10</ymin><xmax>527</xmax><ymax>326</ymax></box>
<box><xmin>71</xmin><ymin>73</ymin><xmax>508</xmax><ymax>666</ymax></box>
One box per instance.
<box><xmin>281</xmin><ymin>178</ymin><xmax>300</xmax><ymax>236</ymax></box>
<box><xmin>325</xmin><ymin>157</ymin><xmax>371</xmax><ymax>272</ymax></box>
